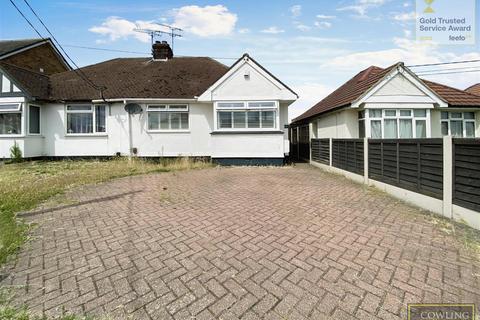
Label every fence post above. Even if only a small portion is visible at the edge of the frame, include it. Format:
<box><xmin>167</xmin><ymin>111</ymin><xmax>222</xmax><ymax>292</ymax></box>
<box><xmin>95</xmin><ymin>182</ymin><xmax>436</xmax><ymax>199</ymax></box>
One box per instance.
<box><xmin>329</xmin><ymin>138</ymin><xmax>333</xmax><ymax>167</ymax></box>
<box><xmin>443</xmin><ymin>135</ymin><xmax>453</xmax><ymax>219</ymax></box>
<box><xmin>364</xmin><ymin>137</ymin><xmax>369</xmax><ymax>185</ymax></box>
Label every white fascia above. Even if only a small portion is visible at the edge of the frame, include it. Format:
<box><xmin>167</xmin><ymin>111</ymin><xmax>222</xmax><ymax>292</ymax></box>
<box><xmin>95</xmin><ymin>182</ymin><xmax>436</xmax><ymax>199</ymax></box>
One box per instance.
<box><xmin>350</xmin><ymin>64</ymin><xmax>448</xmax><ymax>109</ymax></box>
<box><xmin>197</xmin><ymin>55</ymin><xmax>297</xmax><ymax>102</ymax></box>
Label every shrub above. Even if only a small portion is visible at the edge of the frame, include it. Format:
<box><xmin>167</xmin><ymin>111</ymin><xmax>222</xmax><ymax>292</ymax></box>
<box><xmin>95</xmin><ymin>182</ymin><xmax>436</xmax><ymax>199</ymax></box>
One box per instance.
<box><xmin>9</xmin><ymin>142</ymin><xmax>22</xmax><ymax>163</ymax></box>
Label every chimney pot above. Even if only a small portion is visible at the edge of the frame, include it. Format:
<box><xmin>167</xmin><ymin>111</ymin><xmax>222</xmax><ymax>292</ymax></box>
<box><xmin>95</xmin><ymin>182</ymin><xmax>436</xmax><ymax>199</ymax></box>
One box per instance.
<box><xmin>152</xmin><ymin>41</ymin><xmax>173</xmax><ymax>60</ymax></box>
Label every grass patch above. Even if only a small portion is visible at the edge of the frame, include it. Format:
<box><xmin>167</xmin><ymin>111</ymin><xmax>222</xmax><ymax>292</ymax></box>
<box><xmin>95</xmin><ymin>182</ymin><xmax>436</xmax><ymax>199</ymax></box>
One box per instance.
<box><xmin>0</xmin><ymin>157</ymin><xmax>212</xmax><ymax>265</ymax></box>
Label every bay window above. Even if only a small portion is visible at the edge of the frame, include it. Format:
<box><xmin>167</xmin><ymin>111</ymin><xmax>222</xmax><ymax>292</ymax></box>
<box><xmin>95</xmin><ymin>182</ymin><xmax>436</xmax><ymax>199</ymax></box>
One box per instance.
<box><xmin>361</xmin><ymin>108</ymin><xmax>428</xmax><ymax>139</ymax></box>
<box><xmin>147</xmin><ymin>105</ymin><xmax>189</xmax><ymax>131</ymax></box>
<box><xmin>0</xmin><ymin>103</ymin><xmax>22</xmax><ymax>135</ymax></box>
<box><xmin>216</xmin><ymin>101</ymin><xmax>277</xmax><ymax>130</ymax></box>
<box><xmin>441</xmin><ymin>111</ymin><xmax>476</xmax><ymax>137</ymax></box>
<box><xmin>66</xmin><ymin>104</ymin><xmax>106</xmax><ymax>134</ymax></box>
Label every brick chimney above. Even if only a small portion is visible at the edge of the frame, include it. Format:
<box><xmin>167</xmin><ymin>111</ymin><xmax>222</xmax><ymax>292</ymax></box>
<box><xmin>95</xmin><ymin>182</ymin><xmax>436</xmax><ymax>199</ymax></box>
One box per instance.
<box><xmin>152</xmin><ymin>41</ymin><xmax>173</xmax><ymax>60</ymax></box>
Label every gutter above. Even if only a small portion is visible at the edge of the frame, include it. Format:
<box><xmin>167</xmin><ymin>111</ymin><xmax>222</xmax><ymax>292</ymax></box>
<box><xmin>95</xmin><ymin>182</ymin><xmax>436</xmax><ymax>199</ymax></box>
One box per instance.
<box><xmin>91</xmin><ymin>98</ymin><xmax>198</xmax><ymax>103</ymax></box>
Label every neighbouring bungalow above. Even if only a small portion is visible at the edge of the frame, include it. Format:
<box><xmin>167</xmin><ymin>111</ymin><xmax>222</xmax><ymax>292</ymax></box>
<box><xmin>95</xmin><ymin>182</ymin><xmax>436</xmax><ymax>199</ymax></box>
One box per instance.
<box><xmin>0</xmin><ymin>38</ymin><xmax>297</xmax><ymax>165</ymax></box>
<box><xmin>290</xmin><ymin>62</ymin><xmax>480</xmax><ymax>160</ymax></box>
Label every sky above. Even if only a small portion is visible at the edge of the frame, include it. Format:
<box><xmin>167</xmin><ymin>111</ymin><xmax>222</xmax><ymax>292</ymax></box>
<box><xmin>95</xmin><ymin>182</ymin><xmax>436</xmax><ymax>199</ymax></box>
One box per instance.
<box><xmin>1</xmin><ymin>0</ymin><xmax>479</xmax><ymax>120</ymax></box>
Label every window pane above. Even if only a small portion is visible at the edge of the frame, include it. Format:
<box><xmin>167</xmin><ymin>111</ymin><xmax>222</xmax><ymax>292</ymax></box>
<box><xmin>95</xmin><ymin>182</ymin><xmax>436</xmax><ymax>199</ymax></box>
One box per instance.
<box><xmin>169</xmin><ymin>105</ymin><xmax>188</xmax><ymax>111</ymax></box>
<box><xmin>67</xmin><ymin>113</ymin><xmax>93</xmax><ymax>134</ymax></box>
<box><xmin>67</xmin><ymin>105</ymin><xmax>92</xmax><ymax>111</ymax></box>
<box><xmin>233</xmin><ymin>112</ymin><xmax>246</xmax><ymax>128</ymax></box>
<box><xmin>247</xmin><ymin>111</ymin><xmax>260</xmax><ymax>128</ymax></box>
<box><xmin>148</xmin><ymin>112</ymin><xmax>160</xmax><ymax>130</ymax></box>
<box><xmin>160</xmin><ymin>113</ymin><xmax>169</xmax><ymax>129</ymax></box>
<box><xmin>414</xmin><ymin>109</ymin><xmax>426</xmax><ymax>117</ymax></box>
<box><xmin>384</xmin><ymin>119</ymin><xmax>398</xmax><ymax>138</ymax></box>
<box><xmin>399</xmin><ymin>119</ymin><xmax>412</xmax><ymax>138</ymax></box>
<box><xmin>385</xmin><ymin>110</ymin><xmax>396</xmax><ymax>117</ymax></box>
<box><xmin>218</xmin><ymin>102</ymin><xmax>244</xmax><ymax>108</ymax></box>
<box><xmin>441</xmin><ymin>111</ymin><xmax>449</xmax><ymax>120</ymax></box>
<box><xmin>359</xmin><ymin>120</ymin><xmax>365</xmax><ymax>138</ymax></box>
<box><xmin>399</xmin><ymin>110</ymin><xmax>411</xmax><ymax>117</ymax></box>
<box><xmin>261</xmin><ymin>111</ymin><xmax>275</xmax><ymax>128</ymax></box>
<box><xmin>95</xmin><ymin>105</ymin><xmax>106</xmax><ymax>133</ymax></box>
<box><xmin>29</xmin><ymin>106</ymin><xmax>40</xmax><ymax>134</ymax></box>
<box><xmin>0</xmin><ymin>113</ymin><xmax>21</xmax><ymax>134</ymax></box>
<box><xmin>450</xmin><ymin>112</ymin><xmax>462</xmax><ymax>119</ymax></box>
<box><xmin>170</xmin><ymin>113</ymin><xmax>181</xmax><ymax>129</ymax></box>
<box><xmin>369</xmin><ymin>109</ymin><xmax>382</xmax><ymax>118</ymax></box>
<box><xmin>180</xmin><ymin>113</ymin><xmax>189</xmax><ymax>129</ymax></box>
<box><xmin>248</xmin><ymin>102</ymin><xmax>275</xmax><ymax>108</ymax></box>
<box><xmin>148</xmin><ymin>105</ymin><xmax>166</xmax><ymax>111</ymax></box>
<box><xmin>358</xmin><ymin>111</ymin><xmax>365</xmax><ymax>119</ymax></box>
<box><xmin>415</xmin><ymin>120</ymin><xmax>426</xmax><ymax>138</ymax></box>
<box><xmin>464</xmin><ymin>112</ymin><xmax>475</xmax><ymax>120</ymax></box>
<box><xmin>441</xmin><ymin>122</ymin><xmax>449</xmax><ymax>136</ymax></box>
<box><xmin>450</xmin><ymin>120</ymin><xmax>463</xmax><ymax>137</ymax></box>
<box><xmin>2</xmin><ymin>75</ymin><xmax>11</xmax><ymax>93</ymax></box>
<box><xmin>0</xmin><ymin>104</ymin><xmax>20</xmax><ymax>111</ymax></box>
<box><xmin>218</xmin><ymin>111</ymin><xmax>232</xmax><ymax>128</ymax></box>
<box><xmin>371</xmin><ymin>120</ymin><xmax>382</xmax><ymax>138</ymax></box>
<box><xmin>465</xmin><ymin>122</ymin><xmax>475</xmax><ymax>138</ymax></box>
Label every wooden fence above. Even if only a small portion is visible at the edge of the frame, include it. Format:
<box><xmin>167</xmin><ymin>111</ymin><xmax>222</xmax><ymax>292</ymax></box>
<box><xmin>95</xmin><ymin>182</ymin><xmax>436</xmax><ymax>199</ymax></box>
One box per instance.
<box><xmin>368</xmin><ymin>139</ymin><xmax>444</xmax><ymax>199</ymax></box>
<box><xmin>453</xmin><ymin>139</ymin><xmax>480</xmax><ymax>211</ymax></box>
<box><xmin>332</xmin><ymin>139</ymin><xmax>364</xmax><ymax>175</ymax></box>
<box><xmin>311</xmin><ymin>139</ymin><xmax>329</xmax><ymax>165</ymax></box>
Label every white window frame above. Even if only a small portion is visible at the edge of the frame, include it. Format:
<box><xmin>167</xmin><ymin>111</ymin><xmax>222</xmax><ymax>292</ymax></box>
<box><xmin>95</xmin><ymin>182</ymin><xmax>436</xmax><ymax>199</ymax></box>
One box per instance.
<box><xmin>441</xmin><ymin>111</ymin><xmax>476</xmax><ymax>138</ymax></box>
<box><xmin>0</xmin><ymin>103</ymin><xmax>23</xmax><ymax>137</ymax></box>
<box><xmin>146</xmin><ymin>104</ymin><xmax>190</xmax><ymax>132</ymax></box>
<box><xmin>214</xmin><ymin>101</ymin><xmax>279</xmax><ymax>132</ymax></box>
<box><xmin>65</xmin><ymin>104</ymin><xmax>107</xmax><ymax>136</ymax></box>
<box><xmin>364</xmin><ymin>108</ymin><xmax>430</xmax><ymax>139</ymax></box>
<box><xmin>28</xmin><ymin>104</ymin><xmax>41</xmax><ymax>135</ymax></box>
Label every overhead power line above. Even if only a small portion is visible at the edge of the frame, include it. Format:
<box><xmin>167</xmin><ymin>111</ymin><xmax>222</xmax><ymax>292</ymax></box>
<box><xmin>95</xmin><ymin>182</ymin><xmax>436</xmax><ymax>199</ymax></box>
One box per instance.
<box><xmin>11</xmin><ymin>0</ymin><xmax>106</xmax><ymax>93</ymax></box>
<box><xmin>407</xmin><ymin>59</ymin><xmax>480</xmax><ymax>68</ymax></box>
<box><xmin>416</xmin><ymin>69</ymin><xmax>480</xmax><ymax>76</ymax></box>
<box><xmin>63</xmin><ymin>44</ymin><xmax>149</xmax><ymax>55</ymax></box>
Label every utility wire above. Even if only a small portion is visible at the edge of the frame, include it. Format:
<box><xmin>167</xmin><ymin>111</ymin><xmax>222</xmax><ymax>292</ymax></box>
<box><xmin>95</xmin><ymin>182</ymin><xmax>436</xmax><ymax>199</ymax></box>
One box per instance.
<box><xmin>63</xmin><ymin>44</ymin><xmax>149</xmax><ymax>55</ymax></box>
<box><xmin>413</xmin><ymin>65</ymin><xmax>480</xmax><ymax>74</ymax></box>
<box><xmin>8</xmin><ymin>0</ymin><xmax>43</xmax><ymax>38</ymax></box>
<box><xmin>407</xmin><ymin>59</ymin><xmax>480</xmax><ymax>68</ymax></box>
<box><xmin>416</xmin><ymin>69</ymin><xmax>480</xmax><ymax>76</ymax></box>
<box><xmin>18</xmin><ymin>0</ymin><xmax>106</xmax><ymax>92</ymax></box>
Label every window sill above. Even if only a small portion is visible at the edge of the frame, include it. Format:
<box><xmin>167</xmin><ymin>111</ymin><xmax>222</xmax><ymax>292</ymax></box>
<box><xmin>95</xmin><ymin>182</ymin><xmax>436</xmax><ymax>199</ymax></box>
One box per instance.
<box><xmin>147</xmin><ymin>130</ymin><xmax>190</xmax><ymax>134</ymax></box>
<box><xmin>211</xmin><ymin>130</ymin><xmax>284</xmax><ymax>135</ymax></box>
<box><xmin>0</xmin><ymin>134</ymin><xmax>24</xmax><ymax>138</ymax></box>
<box><xmin>65</xmin><ymin>133</ymin><xmax>108</xmax><ymax>137</ymax></box>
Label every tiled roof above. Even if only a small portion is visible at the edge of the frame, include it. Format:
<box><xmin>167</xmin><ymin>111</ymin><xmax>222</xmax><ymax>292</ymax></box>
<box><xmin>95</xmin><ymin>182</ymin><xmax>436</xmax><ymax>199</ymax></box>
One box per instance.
<box><xmin>465</xmin><ymin>83</ymin><xmax>480</xmax><ymax>96</ymax></box>
<box><xmin>293</xmin><ymin>63</ymin><xmax>398</xmax><ymax>123</ymax></box>
<box><xmin>48</xmin><ymin>57</ymin><xmax>229</xmax><ymax>101</ymax></box>
<box><xmin>0</xmin><ymin>62</ymin><xmax>50</xmax><ymax>99</ymax></box>
<box><xmin>0</xmin><ymin>39</ymin><xmax>45</xmax><ymax>57</ymax></box>
<box><xmin>293</xmin><ymin>63</ymin><xmax>480</xmax><ymax>123</ymax></box>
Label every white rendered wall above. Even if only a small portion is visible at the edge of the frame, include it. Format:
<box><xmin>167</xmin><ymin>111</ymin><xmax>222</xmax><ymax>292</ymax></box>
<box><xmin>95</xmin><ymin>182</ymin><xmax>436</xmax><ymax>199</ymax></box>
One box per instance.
<box><xmin>316</xmin><ymin>109</ymin><xmax>358</xmax><ymax>138</ymax></box>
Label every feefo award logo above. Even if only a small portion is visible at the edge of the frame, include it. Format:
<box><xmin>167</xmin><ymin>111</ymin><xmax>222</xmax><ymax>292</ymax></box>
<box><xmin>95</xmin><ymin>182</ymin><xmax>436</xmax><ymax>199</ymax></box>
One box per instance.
<box><xmin>416</xmin><ymin>0</ymin><xmax>476</xmax><ymax>45</ymax></box>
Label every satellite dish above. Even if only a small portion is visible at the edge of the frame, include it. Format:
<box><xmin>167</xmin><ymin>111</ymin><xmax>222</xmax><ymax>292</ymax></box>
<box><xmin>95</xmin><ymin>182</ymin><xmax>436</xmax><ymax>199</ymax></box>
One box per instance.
<box><xmin>124</xmin><ymin>103</ymin><xmax>143</xmax><ymax>114</ymax></box>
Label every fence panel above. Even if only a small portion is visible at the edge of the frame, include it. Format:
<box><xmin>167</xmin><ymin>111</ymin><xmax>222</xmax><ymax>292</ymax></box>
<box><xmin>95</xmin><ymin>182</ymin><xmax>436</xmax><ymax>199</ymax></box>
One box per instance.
<box><xmin>368</xmin><ymin>139</ymin><xmax>443</xmax><ymax>199</ymax></box>
<box><xmin>331</xmin><ymin>139</ymin><xmax>364</xmax><ymax>175</ymax></box>
<box><xmin>453</xmin><ymin>138</ymin><xmax>480</xmax><ymax>211</ymax></box>
<box><xmin>311</xmin><ymin>139</ymin><xmax>330</xmax><ymax>165</ymax></box>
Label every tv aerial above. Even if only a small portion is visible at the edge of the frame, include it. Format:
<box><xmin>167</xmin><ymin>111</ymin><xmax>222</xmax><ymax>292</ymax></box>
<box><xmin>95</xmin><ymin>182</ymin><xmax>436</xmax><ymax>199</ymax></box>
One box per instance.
<box><xmin>134</xmin><ymin>23</ymin><xmax>183</xmax><ymax>50</ymax></box>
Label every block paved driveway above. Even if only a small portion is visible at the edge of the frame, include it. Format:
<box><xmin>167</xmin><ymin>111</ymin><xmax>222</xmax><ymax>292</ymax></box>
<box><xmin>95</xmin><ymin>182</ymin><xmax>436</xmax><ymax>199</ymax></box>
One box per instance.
<box><xmin>1</xmin><ymin>165</ymin><xmax>479</xmax><ymax>320</ymax></box>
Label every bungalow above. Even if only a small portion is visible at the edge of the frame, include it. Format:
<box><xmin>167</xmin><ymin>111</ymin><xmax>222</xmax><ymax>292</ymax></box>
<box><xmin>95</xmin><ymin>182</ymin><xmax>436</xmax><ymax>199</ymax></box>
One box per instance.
<box><xmin>0</xmin><ymin>39</ymin><xmax>297</xmax><ymax>165</ymax></box>
<box><xmin>290</xmin><ymin>62</ymin><xmax>480</xmax><ymax>159</ymax></box>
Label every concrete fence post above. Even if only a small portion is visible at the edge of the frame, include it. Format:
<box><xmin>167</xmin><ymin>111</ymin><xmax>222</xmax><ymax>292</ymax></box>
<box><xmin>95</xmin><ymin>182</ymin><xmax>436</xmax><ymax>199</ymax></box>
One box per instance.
<box><xmin>443</xmin><ymin>135</ymin><xmax>453</xmax><ymax>219</ymax></box>
<box><xmin>329</xmin><ymin>138</ymin><xmax>333</xmax><ymax>167</ymax></box>
<box><xmin>364</xmin><ymin>137</ymin><xmax>369</xmax><ymax>185</ymax></box>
